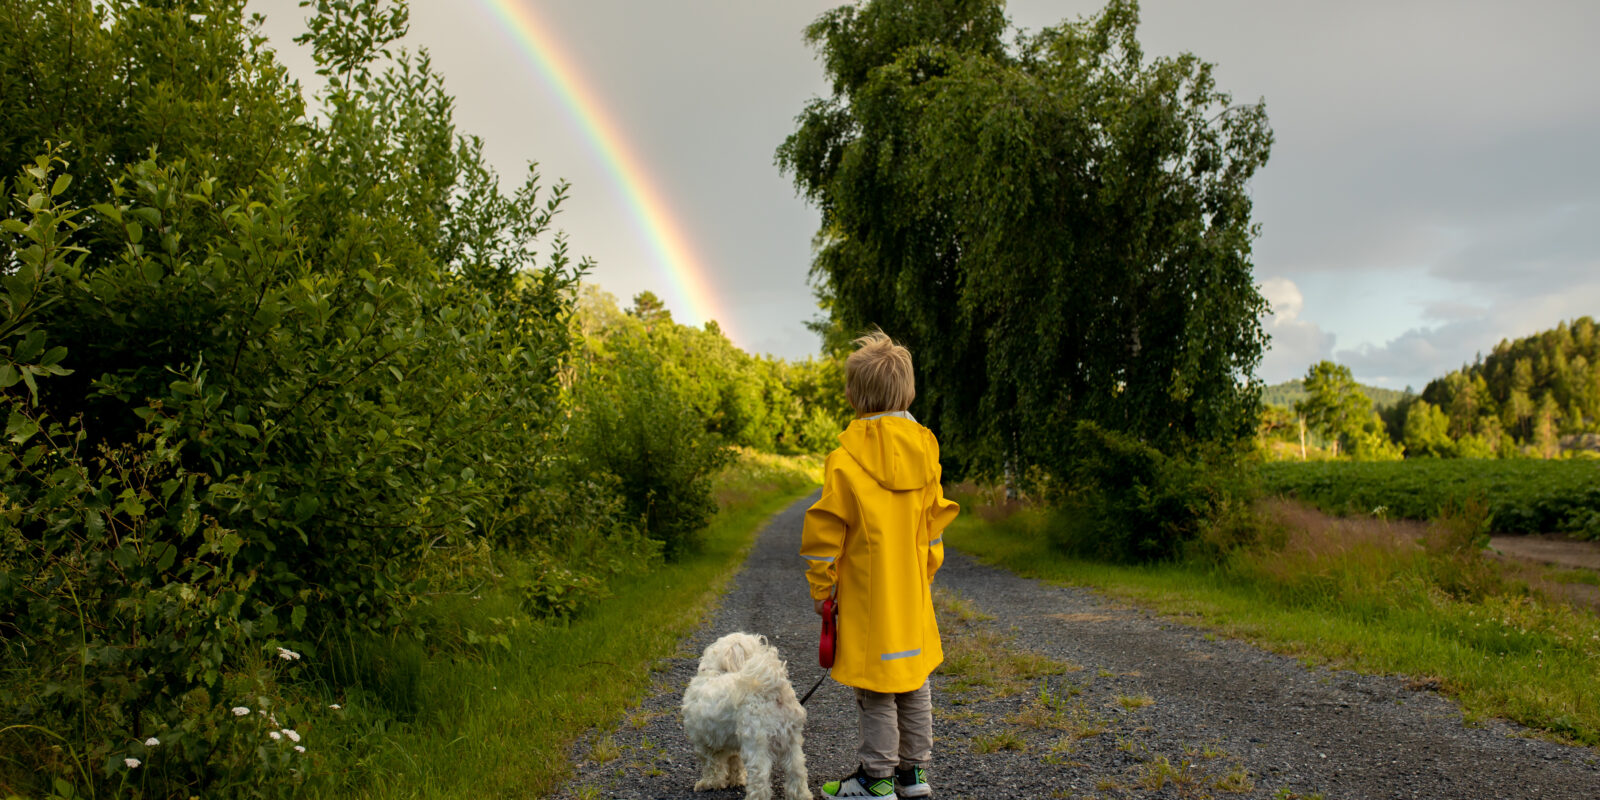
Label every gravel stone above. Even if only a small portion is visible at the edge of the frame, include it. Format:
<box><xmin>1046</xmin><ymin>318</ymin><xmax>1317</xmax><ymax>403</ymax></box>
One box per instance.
<box><xmin>554</xmin><ymin>492</ymin><xmax>1600</xmax><ymax>799</ymax></box>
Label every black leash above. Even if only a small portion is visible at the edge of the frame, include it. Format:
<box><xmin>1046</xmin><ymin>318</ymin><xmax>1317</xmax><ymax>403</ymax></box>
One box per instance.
<box><xmin>796</xmin><ymin>672</ymin><xmax>825</xmax><ymax>704</ymax></box>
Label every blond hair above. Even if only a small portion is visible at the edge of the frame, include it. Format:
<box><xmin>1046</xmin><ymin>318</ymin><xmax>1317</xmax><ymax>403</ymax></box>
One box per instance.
<box><xmin>845</xmin><ymin>328</ymin><xmax>915</xmax><ymax>414</ymax></box>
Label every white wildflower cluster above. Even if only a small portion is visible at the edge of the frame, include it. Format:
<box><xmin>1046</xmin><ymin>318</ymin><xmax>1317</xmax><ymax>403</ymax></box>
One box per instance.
<box><xmin>274</xmin><ymin>726</ymin><xmax>308</xmax><ymax>756</ymax></box>
<box><xmin>125</xmin><ymin>735</ymin><xmax>163</xmax><ymax>768</ymax></box>
<box><xmin>229</xmin><ymin>702</ymin><xmax>311</xmax><ymax>757</ymax></box>
<box><xmin>276</xmin><ymin>646</ymin><xmax>302</xmax><ymax>661</ymax></box>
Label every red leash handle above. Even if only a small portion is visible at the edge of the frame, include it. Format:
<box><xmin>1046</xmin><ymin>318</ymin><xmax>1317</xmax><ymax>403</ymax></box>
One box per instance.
<box><xmin>818</xmin><ymin>597</ymin><xmax>837</xmax><ymax>669</ymax></box>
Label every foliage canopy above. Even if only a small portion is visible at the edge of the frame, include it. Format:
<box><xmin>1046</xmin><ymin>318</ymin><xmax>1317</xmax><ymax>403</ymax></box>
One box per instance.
<box><xmin>779</xmin><ymin>0</ymin><xmax>1274</xmax><ymax>482</ymax></box>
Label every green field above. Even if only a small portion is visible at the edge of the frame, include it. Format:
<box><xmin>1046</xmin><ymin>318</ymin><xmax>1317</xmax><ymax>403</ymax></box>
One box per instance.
<box><xmin>1261</xmin><ymin>459</ymin><xmax>1600</xmax><ymax>539</ymax></box>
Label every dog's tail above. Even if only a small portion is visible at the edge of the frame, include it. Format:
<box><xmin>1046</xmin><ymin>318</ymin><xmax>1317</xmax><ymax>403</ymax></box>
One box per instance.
<box><xmin>706</xmin><ymin>632</ymin><xmax>767</xmax><ymax>674</ymax></box>
<box><xmin>737</xmin><ymin>646</ymin><xmax>801</xmax><ymax>707</ymax></box>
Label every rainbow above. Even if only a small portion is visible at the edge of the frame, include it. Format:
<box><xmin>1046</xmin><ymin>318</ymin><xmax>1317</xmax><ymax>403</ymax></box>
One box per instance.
<box><xmin>476</xmin><ymin>0</ymin><xmax>734</xmax><ymax>341</ymax></box>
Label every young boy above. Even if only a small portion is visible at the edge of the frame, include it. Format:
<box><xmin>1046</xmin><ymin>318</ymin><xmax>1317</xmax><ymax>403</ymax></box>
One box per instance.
<box><xmin>801</xmin><ymin>329</ymin><xmax>959</xmax><ymax>799</ymax></box>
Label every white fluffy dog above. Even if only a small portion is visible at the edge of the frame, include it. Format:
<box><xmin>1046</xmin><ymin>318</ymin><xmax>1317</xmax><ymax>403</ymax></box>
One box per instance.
<box><xmin>681</xmin><ymin>632</ymin><xmax>811</xmax><ymax>800</ymax></box>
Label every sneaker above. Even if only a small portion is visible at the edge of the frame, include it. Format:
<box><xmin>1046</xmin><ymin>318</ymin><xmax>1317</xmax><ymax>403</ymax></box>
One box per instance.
<box><xmin>894</xmin><ymin>765</ymin><xmax>931</xmax><ymax>798</ymax></box>
<box><xmin>822</xmin><ymin>765</ymin><xmax>894</xmax><ymax>798</ymax></box>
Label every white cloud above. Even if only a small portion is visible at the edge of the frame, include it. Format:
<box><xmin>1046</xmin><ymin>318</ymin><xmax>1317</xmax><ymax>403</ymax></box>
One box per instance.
<box><xmin>1335</xmin><ymin>279</ymin><xmax>1600</xmax><ymax>389</ymax></box>
<box><xmin>1257</xmin><ymin>277</ymin><xmax>1335</xmax><ymax>383</ymax></box>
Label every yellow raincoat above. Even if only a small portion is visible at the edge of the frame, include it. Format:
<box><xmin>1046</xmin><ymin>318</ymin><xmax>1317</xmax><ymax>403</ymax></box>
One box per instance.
<box><xmin>800</xmin><ymin>412</ymin><xmax>960</xmax><ymax>693</ymax></box>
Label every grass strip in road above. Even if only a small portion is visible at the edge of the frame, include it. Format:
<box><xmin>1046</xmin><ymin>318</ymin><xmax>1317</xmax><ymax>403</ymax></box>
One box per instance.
<box><xmin>334</xmin><ymin>454</ymin><xmax>819</xmax><ymax>799</ymax></box>
<box><xmin>944</xmin><ymin>507</ymin><xmax>1600</xmax><ymax>748</ymax></box>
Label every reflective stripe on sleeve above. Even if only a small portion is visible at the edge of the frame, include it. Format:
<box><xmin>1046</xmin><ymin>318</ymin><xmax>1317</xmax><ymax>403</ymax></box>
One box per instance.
<box><xmin>802</xmin><ymin>554</ymin><xmax>835</xmax><ymax>563</ymax></box>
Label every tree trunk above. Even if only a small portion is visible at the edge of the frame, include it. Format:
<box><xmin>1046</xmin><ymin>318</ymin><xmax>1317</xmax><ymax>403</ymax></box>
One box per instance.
<box><xmin>1298</xmin><ymin>416</ymin><xmax>1307</xmax><ymax>461</ymax></box>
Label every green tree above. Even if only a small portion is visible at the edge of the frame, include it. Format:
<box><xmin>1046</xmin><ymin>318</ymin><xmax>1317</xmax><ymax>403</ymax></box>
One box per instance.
<box><xmin>1402</xmin><ymin>399</ymin><xmax>1453</xmax><ymax>458</ymax></box>
<box><xmin>1533</xmin><ymin>392</ymin><xmax>1561</xmax><ymax>458</ymax></box>
<box><xmin>778</xmin><ymin>0</ymin><xmax>1273</xmax><ymax>482</ymax></box>
<box><xmin>1295</xmin><ymin>361</ymin><xmax>1399</xmax><ymax>460</ymax></box>
<box><xmin>628</xmin><ymin>289</ymin><xmax>672</xmax><ymax>326</ymax></box>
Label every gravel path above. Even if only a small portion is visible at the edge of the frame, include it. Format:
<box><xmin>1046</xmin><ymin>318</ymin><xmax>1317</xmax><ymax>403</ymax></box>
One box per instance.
<box><xmin>555</xmin><ymin>492</ymin><xmax>1600</xmax><ymax>799</ymax></box>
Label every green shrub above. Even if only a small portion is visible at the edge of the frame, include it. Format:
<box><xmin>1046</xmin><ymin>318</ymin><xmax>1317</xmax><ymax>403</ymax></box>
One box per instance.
<box><xmin>798</xmin><ymin>405</ymin><xmax>845</xmax><ymax>453</ymax></box>
<box><xmin>0</xmin><ymin>3</ymin><xmax>588</xmax><ymax>795</ymax></box>
<box><xmin>569</xmin><ymin>338</ymin><xmax>731</xmax><ymax>560</ymax></box>
<box><xmin>1048</xmin><ymin>422</ymin><xmax>1260</xmax><ymax>563</ymax></box>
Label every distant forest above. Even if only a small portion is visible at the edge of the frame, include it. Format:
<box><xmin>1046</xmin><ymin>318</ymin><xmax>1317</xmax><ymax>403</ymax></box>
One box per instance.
<box><xmin>1264</xmin><ymin>316</ymin><xmax>1600</xmax><ymax>458</ymax></box>
<box><xmin>1262</xmin><ymin>379</ymin><xmax>1409</xmax><ymax>411</ymax></box>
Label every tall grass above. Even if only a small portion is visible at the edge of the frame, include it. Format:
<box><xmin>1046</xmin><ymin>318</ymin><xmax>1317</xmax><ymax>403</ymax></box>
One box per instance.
<box><xmin>945</xmin><ymin>495</ymin><xmax>1600</xmax><ymax>747</ymax></box>
<box><xmin>302</xmin><ymin>450</ymin><xmax>820</xmax><ymax>798</ymax></box>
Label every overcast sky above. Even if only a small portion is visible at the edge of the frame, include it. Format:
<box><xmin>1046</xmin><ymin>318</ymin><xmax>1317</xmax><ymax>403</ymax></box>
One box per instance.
<box><xmin>254</xmin><ymin>1</ymin><xmax>1599</xmax><ymax>390</ymax></box>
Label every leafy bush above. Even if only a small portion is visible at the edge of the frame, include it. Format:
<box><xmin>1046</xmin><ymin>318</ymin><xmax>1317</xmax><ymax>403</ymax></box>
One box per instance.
<box><xmin>0</xmin><ymin>2</ymin><xmax>596</xmax><ymax>794</ymax></box>
<box><xmin>569</xmin><ymin>336</ymin><xmax>731</xmax><ymax>560</ymax></box>
<box><xmin>1046</xmin><ymin>422</ymin><xmax>1260</xmax><ymax>563</ymax></box>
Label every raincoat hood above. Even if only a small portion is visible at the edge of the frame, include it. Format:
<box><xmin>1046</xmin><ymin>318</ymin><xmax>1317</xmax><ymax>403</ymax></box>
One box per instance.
<box><xmin>838</xmin><ymin>413</ymin><xmax>941</xmax><ymax>492</ymax></box>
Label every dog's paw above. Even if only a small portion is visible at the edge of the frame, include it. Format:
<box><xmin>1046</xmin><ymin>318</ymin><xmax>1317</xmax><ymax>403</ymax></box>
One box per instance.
<box><xmin>693</xmin><ymin>778</ymin><xmax>727</xmax><ymax>791</ymax></box>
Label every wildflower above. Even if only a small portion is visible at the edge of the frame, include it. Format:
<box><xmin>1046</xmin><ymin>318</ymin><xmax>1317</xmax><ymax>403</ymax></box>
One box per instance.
<box><xmin>294</xmin><ymin>745</ymin><xmax>306</xmax><ymax>754</ymax></box>
<box><xmin>125</xmin><ymin>758</ymin><xmax>141</xmax><ymax>769</ymax></box>
<box><xmin>276</xmin><ymin>646</ymin><xmax>302</xmax><ymax>661</ymax></box>
<box><xmin>231</xmin><ymin>706</ymin><xmax>250</xmax><ymax>716</ymax></box>
<box><xmin>269</xmin><ymin>731</ymin><xmax>282</xmax><ymax>741</ymax></box>
<box><xmin>329</xmin><ymin>704</ymin><xmax>342</xmax><ymax>710</ymax></box>
<box><xmin>144</xmin><ymin>737</ymin><xmax>160</xmax><ymax>747</ymax></box>
<box><xmin>282</xmin><ymin>729</ymin><xmax>301</xmax><ymax>743</ymax></box>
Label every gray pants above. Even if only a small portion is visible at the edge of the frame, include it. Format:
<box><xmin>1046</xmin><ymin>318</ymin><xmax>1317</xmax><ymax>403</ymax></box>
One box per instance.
<box><xmin>854</xmin><ymin>681</ymin><xmax>933</xmax><ymax>777</ymax></box>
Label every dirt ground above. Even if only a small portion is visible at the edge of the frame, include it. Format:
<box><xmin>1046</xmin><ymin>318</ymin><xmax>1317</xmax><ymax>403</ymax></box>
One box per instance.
<box><xmin>1490</xmin><ymin>533</ymin><xmax>1600</xmax><ymax>570</ymax></box>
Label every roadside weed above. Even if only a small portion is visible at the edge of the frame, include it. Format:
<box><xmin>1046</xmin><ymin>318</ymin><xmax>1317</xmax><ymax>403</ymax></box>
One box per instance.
<box><xmin>1215</xmin><ymin>764</ymin><xmax>1255</xmax><ymax>793</ymax></box>
<box><xmin>589</xmin><ymin>734</ymin><xmax>620</xmax><ymax>763</ymax></box>
<box><xmin>971</xmin><ymin>731</ymin><xmax>1027</xmax><ymax>754</ymax></box>
<box><xmin>1116</xmin><ymin>693</ymin><xmax>1155</xmax><ymax>710</ymax></box>
<box><xmin>1137</xmin><ymin>754</ymin><xmax>1200</xmax><ymax>790</ymax></box>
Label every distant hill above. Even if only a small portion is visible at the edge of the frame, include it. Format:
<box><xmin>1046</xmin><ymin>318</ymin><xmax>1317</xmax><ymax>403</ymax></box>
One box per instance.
<box><xmin>1262</xmin><ymin>379</ymin><xmax>1410</xmax><ymax>411</ymax></box>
